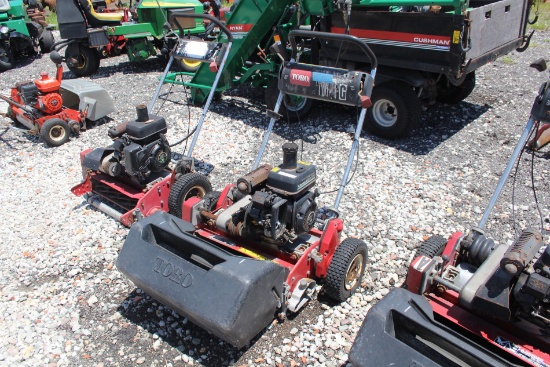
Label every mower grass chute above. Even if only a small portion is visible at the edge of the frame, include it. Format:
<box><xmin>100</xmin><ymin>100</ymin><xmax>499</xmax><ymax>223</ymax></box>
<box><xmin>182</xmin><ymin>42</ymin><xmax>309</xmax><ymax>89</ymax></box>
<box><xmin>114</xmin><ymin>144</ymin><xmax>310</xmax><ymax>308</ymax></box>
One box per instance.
<box><xmin>71</xmin><ymin>13</ymin><xmax>233</xmax><ymax>226</ymax></box>
<box><xmin>116</xmin><ymin>30</ymin><xmax>377</xmax><ymax>348</ymax></box>
<box><xmin>349</xmin><ymin>58</ymin><xmax>550</xmax><ymax>367</ymax></box>
<box><xmin>1</xmin><ymin>51</ymin><xmax>114</xmax><ymax>146</ymax></box>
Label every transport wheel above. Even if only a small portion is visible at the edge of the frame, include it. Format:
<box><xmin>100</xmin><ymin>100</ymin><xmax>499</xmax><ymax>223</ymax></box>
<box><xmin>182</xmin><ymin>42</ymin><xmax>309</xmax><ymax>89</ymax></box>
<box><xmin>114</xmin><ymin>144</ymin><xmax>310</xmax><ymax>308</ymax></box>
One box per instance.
<box><xmin>414</xmin><ymin>235</ymin><xmax>447</xmax><ymax>259</ymax></box>
<box><xmin>39</xmin><ymin>29</ymin><xmax>55</xmax><ymax>53</ymax></box>
<box><xmin>202</xmin><ymin>190</ymin><xmax>221</xmax><ymax>212</ymax></box>
<box><xmin>66</xmin><ymin>44</ymin><xmax>100</xmax><ymax>77</ymax></box>
<box><xmin>366</xmin><ymin>82</ymin><xmax>421</xmax><ymax>140</ymax></box>
<box><xmin>266</xmin><ymin>78</ymin><xmax>314</xmax><ymax>123</ymax></box>
<box><xmin>325</xmin><ymin>238</ymin><xmax>368</xmax><ymax>302</ymax></box>
<box><xmin>168</xmin><ymin>173</ymin><xmax>212</xmax><ymax>218</ymax></box>
<box><xmin>6</xmin><ymin>106</ymin><xmax>15</xmax><ymax>120</ymax></box>
<box><xmin>0</xmin><ymin>44</ymin><xmax>13</xmax><ymax>71</ymax></box>
<box><xmin>41</xmin><ymin>118</ymin><xmax>70</xmax><ymax>147</ymax></box>
<box><xmin>436</xmin><ymin>72</ymin><xmax>476</xmax><ymax>104</ymax></box>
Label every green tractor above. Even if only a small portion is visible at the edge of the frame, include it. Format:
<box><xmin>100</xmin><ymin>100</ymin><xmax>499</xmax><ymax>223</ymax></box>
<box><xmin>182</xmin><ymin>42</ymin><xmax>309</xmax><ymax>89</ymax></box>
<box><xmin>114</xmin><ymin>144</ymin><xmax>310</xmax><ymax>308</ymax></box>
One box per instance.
<box><xmin>0</xmin><ymin>0</ymin><xmax>55</xmax><ymax>71</ymax></box>
<box><xmin>54</xmin><ymin>0</ymin><xmax>207</xmax><ymax>76</ymax></box>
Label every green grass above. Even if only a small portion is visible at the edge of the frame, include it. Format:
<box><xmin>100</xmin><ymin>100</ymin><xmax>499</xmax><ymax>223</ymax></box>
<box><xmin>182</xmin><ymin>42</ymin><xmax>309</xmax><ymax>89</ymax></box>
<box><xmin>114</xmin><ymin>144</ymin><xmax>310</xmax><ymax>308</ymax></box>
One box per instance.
<box><xmin>45</xmin><ymin>11</ymin><xmax>57</xmax><ymax>26</ymax></box>
<box><xmin>500</xmin><ymin>55</ymin><xmax>515</xmax><ymax>65</ymax></box>
<box><xmin>528</xmin><ymin>3</ymin><xmax>550</xmax><ymax>31</ymax></box>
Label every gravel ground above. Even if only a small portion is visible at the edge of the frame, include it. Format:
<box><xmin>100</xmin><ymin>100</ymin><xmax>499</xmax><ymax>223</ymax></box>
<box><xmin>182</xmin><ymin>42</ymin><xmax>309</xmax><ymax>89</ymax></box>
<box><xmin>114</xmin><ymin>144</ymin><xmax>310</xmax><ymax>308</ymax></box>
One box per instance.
<box><xmin>0</xmin><ymin>30</ymin><xmax>549</xmax><ymax>367</ymax></box>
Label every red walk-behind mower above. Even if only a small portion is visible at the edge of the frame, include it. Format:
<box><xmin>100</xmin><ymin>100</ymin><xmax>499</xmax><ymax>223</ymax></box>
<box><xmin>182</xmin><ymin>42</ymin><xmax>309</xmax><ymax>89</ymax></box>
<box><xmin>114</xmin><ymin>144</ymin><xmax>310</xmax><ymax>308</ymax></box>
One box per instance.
<box><xmin>0</xmin><ymin>51</ymin><xmax>114</xmax><ymax>146</ymax></box>
<box><xmin>115</xmin><ymin>30</ymin><xmax>377</xmax><ymax>348</ymax></box>
<box><xmin>70</xmin><ymin>13</ymin><xmax>233</xmax><ymax>226</ymax></box>
<box><xmin>349</xmin><ymin>59</ymin><xmax>550</xmax><ymax>367</ymax></box>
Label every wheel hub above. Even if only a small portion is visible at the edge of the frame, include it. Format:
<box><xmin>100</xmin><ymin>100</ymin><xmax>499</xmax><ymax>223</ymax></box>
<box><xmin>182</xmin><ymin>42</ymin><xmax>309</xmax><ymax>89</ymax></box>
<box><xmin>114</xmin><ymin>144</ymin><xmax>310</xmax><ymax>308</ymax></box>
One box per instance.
<box><xmin>372</xmin><ymin>99</ymin><xmax>398</xmax><ymax>127</ymax></box>
<box><xmin>345</xmin><ymin>253</ymin><xmax>364</xmax><ymax>290</ymax></box>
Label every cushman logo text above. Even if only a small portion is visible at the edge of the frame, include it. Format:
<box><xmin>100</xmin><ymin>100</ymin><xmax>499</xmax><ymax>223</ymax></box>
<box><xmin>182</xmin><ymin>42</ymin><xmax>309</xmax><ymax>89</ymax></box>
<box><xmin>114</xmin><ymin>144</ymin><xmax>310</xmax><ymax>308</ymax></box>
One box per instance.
<box><xmin>414</xmin><ymin>37</ymin><xmax>450</xmax><ymax>46</ymax></box>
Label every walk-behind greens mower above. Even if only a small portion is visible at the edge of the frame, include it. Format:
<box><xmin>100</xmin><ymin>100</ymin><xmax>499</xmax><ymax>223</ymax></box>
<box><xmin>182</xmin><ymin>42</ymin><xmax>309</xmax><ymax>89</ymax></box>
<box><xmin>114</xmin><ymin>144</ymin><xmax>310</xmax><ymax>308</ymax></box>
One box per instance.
<box><xmin>0</xmin><ymin>51</ymin><xmax>114</xmax><ymax>146</ymax></box>
<box><xmin>71</xmin><ymin>13</ymin><xmax>232</xmax><ymax>226</ymax></box>
<box><xmin>115</xmin><ymin>30</ymin><xmax>376</xmax><ymax>348</ymax></box>
<box><xmin>349</xmin><ymin>59</ymin><xmax>550</xmax><ymax>367</ymax></box>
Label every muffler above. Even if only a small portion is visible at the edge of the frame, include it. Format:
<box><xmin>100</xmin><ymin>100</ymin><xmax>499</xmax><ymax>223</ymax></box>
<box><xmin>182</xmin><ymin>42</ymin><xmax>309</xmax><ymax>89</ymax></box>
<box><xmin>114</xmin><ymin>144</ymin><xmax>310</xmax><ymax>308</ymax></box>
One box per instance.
<box><xmin>117</xmin><ymin>211</ymin><xmax>289</xmax><ymax>348</ymax></box>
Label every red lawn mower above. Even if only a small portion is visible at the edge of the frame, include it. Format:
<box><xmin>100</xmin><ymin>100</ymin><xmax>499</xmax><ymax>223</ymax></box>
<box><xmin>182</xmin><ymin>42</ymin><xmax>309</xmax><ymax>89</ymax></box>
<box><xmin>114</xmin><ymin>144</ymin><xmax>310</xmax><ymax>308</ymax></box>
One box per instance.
<box><xmin>115</xmin><ymin>30</ymin><xmax>377</xmax><ymax>348</ymax></box>
<box><xmin>1</xmin><ymin>51</ymin><xmax>114</xmax><ymax>146</ymax></box>
<box><xmin>349</xmin><ymin>59</ymin><xmax>550</xmax><ymax>367</ymax></box>
<box><xmin>71</xmin><ymin>13</ymin><xmax>232</xmax><ymax>226</ymax></box>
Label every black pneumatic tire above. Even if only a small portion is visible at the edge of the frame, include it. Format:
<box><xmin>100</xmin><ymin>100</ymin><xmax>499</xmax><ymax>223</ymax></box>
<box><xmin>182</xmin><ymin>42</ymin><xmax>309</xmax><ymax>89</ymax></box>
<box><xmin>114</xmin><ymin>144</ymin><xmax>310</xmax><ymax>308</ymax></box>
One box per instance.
<box><xmin>436</xmin><ymin>72</ymin><xmax>476</xmax><ymax>104</ymax></box>
<box><xmin>41</xmin><ymin>118</ymin><xmax>70</xmax><ymax>147</ymax></box>
<box><xmin>39</xmin><ymin>29</ymin><xmax>55</xmax><ymax>53</ymax></box>
<box><xmin>168</xmin><ymin>173</ymin><xmax>212</xmax><ymax>218</ymax></box>
<box><xmin>366</xmin><ymin>82</ymin><xmax>421</xmax><ymax>140</ymax></box>
<box><xmin>0</xmin><ymin>44</ymin><xmax>13</xmax><ymax>71</ymax></box>
<box><xmin>66</xmin><ymin>45</ymin><xmax>101</xmax><ymax>77</ymax></box>
<box><xmin>265</xmin><ymin>78</ymin><xmax>314</xmax><ymax>123</ymax></box>
<box><xmin>325</xmin><ymin>238</ymin><xmax>368</xmax><ymax>302</ymax></box>
<box><xmin>414</xmin><ymin>235</ymin><xmax>448</xmax><ymax>259</ymax></box>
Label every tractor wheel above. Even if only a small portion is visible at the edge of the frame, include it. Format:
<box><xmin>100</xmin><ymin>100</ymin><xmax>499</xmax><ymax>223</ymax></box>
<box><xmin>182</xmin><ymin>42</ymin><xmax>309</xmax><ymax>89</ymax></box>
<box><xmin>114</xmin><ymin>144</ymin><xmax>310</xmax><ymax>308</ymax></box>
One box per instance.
<box><xmin>414</xmin><ymin>235</ymin><xmax>448</xmax><ymax>259</ymax></box>
<box><xmin>168</xmin><ymin>173</ymin><xmax>212</xmax><ymax>218</ymax></box>
<box><xmin>174</xmin><ymin>36</ymin><xmax>202</xmax><ymax>73</ymax></box>
<box><xmin>39</xmin><ymin>29</ymin><xmax>55</xmax><ymax>53</ymax></box>
<box><xmin>202</xmin><ymin>190</ymin><xmax>221</xmax><ymax>212</ymax></box>
<box><xmin>436</xmin><ymin>72</ymin><xmax>476</xmax><ymax>104</ymax></box>
<box><xmin>366</xmin><ymin>82</ymin><xmax>421</xmax><ymax>140</ymax></box>
<box><xmin>325</xmin><ymin>238</ymin><xmax>368</xmax><ymax>302</ymax></box>
<box><xmin>266</xmin><ymin>78</ymin><xmax>314</xmax><ymax>123</ymax></box>
<box><xmin>66</xmin><ymin>44</ymin><xmax>101</xmax><ymax>77</ymax></box>
<box><xmin>0</xmin><ymin>43</ymin><xmax>13</xmax><ymax>71</ymax></box>
<box><xmin>41</xmin><ymin>118</ymin><xmax>70</xmax><ymax>147</ymax></box>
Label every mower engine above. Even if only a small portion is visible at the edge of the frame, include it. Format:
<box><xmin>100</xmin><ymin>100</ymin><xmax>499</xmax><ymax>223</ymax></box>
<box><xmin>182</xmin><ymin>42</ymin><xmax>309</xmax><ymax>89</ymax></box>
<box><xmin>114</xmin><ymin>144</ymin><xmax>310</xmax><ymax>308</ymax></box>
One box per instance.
<box><xmin>15</xmin><ymin>74</ymin><xmax>63</xmax><ymax>115</ymax></box>
<box><xmin>90</xmin><ymin>104</ymin><xmax>171</xmax><ymax>182</ymax></box>
<box><xmin>215</xmin><ymin>142</ymin><xmax>318</xmax><ymax>245</ymax></box>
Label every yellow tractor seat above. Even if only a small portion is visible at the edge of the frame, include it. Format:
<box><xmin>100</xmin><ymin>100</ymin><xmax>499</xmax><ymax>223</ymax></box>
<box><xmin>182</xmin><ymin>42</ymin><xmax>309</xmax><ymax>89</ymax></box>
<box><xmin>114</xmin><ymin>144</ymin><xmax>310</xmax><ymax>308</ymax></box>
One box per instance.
<box><xmin>79</xmin><ymin>0</ymin><xmax>122</xmax><ymax>27</ymax></box>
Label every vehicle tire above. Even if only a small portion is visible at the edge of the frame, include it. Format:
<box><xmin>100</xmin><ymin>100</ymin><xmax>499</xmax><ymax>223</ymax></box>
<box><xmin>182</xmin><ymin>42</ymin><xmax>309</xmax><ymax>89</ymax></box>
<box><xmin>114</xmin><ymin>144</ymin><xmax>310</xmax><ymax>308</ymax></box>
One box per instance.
<box><xmin>168</xmin><ymin>172</ymin><xmax>212</xmax><ymax>218</ymax></box>
<box><xmin>6</xmin><ymin>105</ymin><xmax>15</xmax><ymax>120</ymax></box>
<box><xmin>175</xmin><ymin>57</ymin><xmax>202</xmax><ymax>73</ymax></box>
<box><xmin>0</xmin><ymin>44</ymin><xmax>13</xmax><ymax>71</ymax></box>
<box><xmin>436</xmin><ymin>72</ymin><xmax>476</xmax><ymax>104</ymax></box>
<box><xmin>65</xmin><ymin>44</ymin><xmax>101</xmax><ymax>77</ymax></box>
<box><xmin>366</xmin><ymin>81</ymin><xmax>421</xmax><ymax>140</ymax></box>
<box><xmin>41</xmin><ymin>118</ymin><xmax>70</xmax><ymax>147</ymax></box>
<box><xmin>266</xmin><ymin>77</ymin><xmax>315</xmax><ymax>123</ymax></box>
<box><xmin>325</xmin><ymin>238</ymin><xmax>368</xmax><ymax>302</ymax></box>
<box><xmin>39</xmin><ymin>29</ymin><xmax>55</xmax><ymax>53</ymax></box>
<box><xmin>414</xmin><ymin>235</ymin><xmax>448</xmax><ymax>259</ymax></box>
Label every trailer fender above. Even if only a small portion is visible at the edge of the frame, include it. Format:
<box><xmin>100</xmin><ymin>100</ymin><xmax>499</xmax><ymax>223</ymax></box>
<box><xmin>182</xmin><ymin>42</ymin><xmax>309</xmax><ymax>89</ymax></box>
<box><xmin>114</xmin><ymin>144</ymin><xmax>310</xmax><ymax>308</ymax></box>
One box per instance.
<box><xmin>60</xmin><ymin>80</ymin><xmax>115</xmax><ymax>121</ymax></box>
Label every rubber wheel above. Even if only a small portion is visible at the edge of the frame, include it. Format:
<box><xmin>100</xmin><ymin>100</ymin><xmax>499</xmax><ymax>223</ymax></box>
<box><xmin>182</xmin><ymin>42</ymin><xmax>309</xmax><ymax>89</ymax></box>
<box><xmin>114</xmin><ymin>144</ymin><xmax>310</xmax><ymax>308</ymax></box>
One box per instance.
<box><xmin>266</xmin><ymin>77</ymin><xmax>314</xmax><ymax>123</ymax></box>
<box><xmin>175</xmin><ymin>58</ymin><xmax>202</xmax><ymax>73</ymax></box>
<box><xmin>436</xmin><ymin>72</ymin><xmax>476</xmax><ymax>104</ymax></box>
<box><xmin>6</xmin><ymin>105</ymin><xmax>14</xmax><ymax>120</ymax></box>
<box><xmin>325</xmin><ymin>238</ymin><xmax>368</xmax><ymax>302</ymax></box>
<box><xmin>366</xmin><ymin>82</ymin><xmax>421</xmax><ymax>140</ymax></box>
<box><xmin>41</xmin><ymin>118</ymin><xmax>70</xmax><ymax>147</ymax></box>
<box><xmin>39</xmin><ymin>29</ymin><xmax>55</xmax><ymax>53</ymax></box>
<box><xmin>66</xmin><ymin>44</ymin><xmax>101</xmax><ymax>77</ymax></box>
<box><xmin>202</xmin><ymin>190</ymin><xmax>221</xmax><ymax>212</ymax></box>
<box><xmin>414</xmin><ymin>235</ymin><xmax>448</xmax><ymax>259</ymax></box>
<box><xmin>0</xmin><ymin>44</ymin><xmax>13</xmax><ymax>71</ymax></box>
<box><xmin>168</xmin><ymin>173</ymin><xmax>212</xmax><ymax>218</ymax></box>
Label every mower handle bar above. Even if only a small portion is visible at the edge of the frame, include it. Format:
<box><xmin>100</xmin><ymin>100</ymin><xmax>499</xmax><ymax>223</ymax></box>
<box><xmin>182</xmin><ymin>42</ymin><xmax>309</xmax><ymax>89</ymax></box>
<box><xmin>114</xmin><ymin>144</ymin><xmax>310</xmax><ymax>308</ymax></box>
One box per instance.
<box><xmin>168</xmin><ymin>12</ymin><xmax>233</xmax><ymax>43</ymax></box>
<box><xmin>287</xmin><ymin>30</ymin><xmax>377</xmax><ymax>70</ymax></box>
